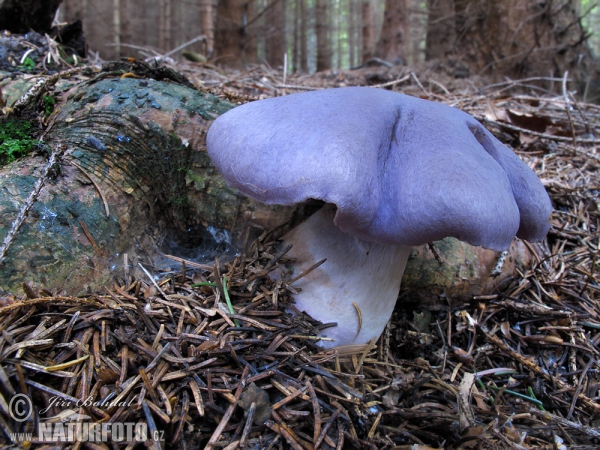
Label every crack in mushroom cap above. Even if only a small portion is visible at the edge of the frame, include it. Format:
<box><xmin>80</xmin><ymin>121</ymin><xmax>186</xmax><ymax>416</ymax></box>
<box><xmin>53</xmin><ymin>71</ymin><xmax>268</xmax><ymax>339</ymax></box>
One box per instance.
<box><xmin>207</xmin><ymin>87</ymin><xmax>552</xmax><ymax>251</ymax></box>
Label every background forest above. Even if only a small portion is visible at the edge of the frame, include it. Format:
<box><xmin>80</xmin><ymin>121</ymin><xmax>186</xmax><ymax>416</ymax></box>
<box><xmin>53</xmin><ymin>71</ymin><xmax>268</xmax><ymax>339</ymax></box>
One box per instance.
<box><xmin>58</xmin><ymin>0</ymin><xmax>600</xmax><ymax>101</ymax></box>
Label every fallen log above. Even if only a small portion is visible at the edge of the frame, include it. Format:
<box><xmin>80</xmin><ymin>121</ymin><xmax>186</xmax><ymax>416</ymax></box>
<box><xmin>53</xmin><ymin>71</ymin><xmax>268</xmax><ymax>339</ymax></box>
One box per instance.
<box><xmin>0</xmin><ymin>69</ymin><xmax>302</xmax><ymax>294</ymax></box>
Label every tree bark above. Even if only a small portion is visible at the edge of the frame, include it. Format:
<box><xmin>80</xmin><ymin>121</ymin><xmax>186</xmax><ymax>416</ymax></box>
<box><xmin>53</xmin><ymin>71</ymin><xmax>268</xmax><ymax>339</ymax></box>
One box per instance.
<box><xmin>120</xmin><ymin>0</ymin><xmax>131</xmax><ymax>57</ymax></box>
<box><xmin>113</xmin><ymin>0</ymin><xmax>122</xmax><ymax>59</ymax></box>
<box><xmin>266</xmin><ymin>0</ymin><xmax>286</xmax><ymax>68</ymax></box>
<box><xmin>348</xmin><ymin>0</ymin><xmax>359</xmax><ymax>68</ymax></box>
<box><xmin>293</xmin><ymin>0</ymin><xmax>300</xmax><ymax>72</ymax></box>
<box><xmin>375</xmin><ymin>0</ymin><xmax>408</xmax><ymax>64</ymax></box>
<box><xmin>214</xmin><ymin>0</ymin><xmax>246</xmax><ymax>67</ymax></box>
<box><xmin>361</xmin><ymin>0</ymin><xmax>375</xmax><ymax>63</ymax></box>
<box><xmin>316</xmin><ymin>0</ymin><xmax>331</xmax><ymax>71</ymax></box>
<box><xmin>158</xmin><ymin>0</ymin><xmax>172</xmax><ymax>52</ymax></box>
<box><xmin>425</xmin><ymin>0</ymin><xmax>455</xmax><ymax>61</ymax></box>
<box><xmin>300</xmin><ymin>0</ymin><xmax>308</xmax><ymax>72</ymax></box>
<box><xmin>449</xmin><ymin>0</ymin><xmax>592</xmax><ymax>82</ymax></box>
<box><xmin>61</xmin><ymin>0</ymin><xmax>83</xmax><ymax>24</ymax></box>
<box><xmin>242</xmin><ymin>0</ymin><xmax>260</xmax><ymax>65</ymax></box>
<box><xmin>333</xmin><ymin>0</ymin><xmax>340</xmax><ymax>68</ymax></box>
<box><xmin>200</xmin><ymin>0</ymin><xmax>215</xmax><ymax>56</ymax></box>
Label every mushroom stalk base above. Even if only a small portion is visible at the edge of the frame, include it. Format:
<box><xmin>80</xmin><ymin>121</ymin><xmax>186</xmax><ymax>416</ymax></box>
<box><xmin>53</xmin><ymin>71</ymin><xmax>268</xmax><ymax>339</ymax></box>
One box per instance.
<box><xmin>281</xmin><ymin>206</ymin><xmax>411</xmax><ymax>348</ymax></box>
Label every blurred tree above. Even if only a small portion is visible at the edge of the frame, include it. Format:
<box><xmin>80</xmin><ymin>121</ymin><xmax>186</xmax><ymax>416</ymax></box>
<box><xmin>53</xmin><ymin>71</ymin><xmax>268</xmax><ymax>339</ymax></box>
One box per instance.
<box><xmin>242</xmin><ymin>0</ymin><xmax>259</xmax><ymax>65</ymax></box>
<box><xmin>292</xmin><ymin>0</ymin><xmax>301</xmax><ymax>71</ymax></box>
<box><xmin>316</xmin><ymin>0</ymin><xmax>331</xmax><ymax>70</ymax></box>
<box><xmin>362</xmin><ymin>0</ymin><xmax>375</xmax><ymax>62</ymax></box>
<box><xmin>265</xmin><ymin>0</ymin><xmax>286</xmax><ymax>68</ymax></box>
<box><xmin>56</xmin><ymin>0</ymin><xmax>597</xmax><ymax>90</ymax></box>
<box><xmin>300</xmin><ymin>0</ymin><xmax>309</xmax><ymax>72</ymax></box>
<box><xmin>425</xmin><ymin>0</ymin><xmax>455</xmax><ymax>61</ymax></box>
<box><xmin>214</xmin><ymin>0</ymin><xmax>245</xmax><ymax>66</ymax></box>
<box><xmin>375</xmin><ymin>0</ymin><xmax>409</xmax><ymax>64</ymax></box>
<box><xmin>348</xmin><ymin>0</ymin><xmax>359</xmax><ymax>67</ymax></box>
<box><xmin>158</xmin><ymin>0</ymin><xmax>172</xmax><ymax>52</ymax></box>
<box><xmin>200</xmin><ymin>0</ymin><xmax>215</xmax><ymax>56</ymax></box>
<box><xmin>429</xmin><ymin>0</ymin><xmax>593</xmax><ymax>82</ymax></box>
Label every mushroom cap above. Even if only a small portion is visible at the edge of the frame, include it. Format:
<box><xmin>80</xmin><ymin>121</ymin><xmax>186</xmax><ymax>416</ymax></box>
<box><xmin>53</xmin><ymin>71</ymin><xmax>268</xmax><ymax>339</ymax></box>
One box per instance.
<box><xmin>207</xmin><ymin>87</ymin><xmax>552</xmax><ymax>251</ymax></box>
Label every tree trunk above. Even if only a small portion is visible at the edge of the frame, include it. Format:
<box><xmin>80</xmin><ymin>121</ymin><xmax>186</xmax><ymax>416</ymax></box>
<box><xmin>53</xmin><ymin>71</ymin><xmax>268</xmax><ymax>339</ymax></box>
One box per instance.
<box><xmin>316</xmin><ymin>0</ymin><xmax>331</xmax><ymax>71</ymax></box>
<box><xmin>293</xmin><ymin>0</ymin><xmax>300</xmax><ymax>72</ymax></box>
<box><xmin>425</xmin><ymin>0</ymin><xmax>455</xmax><ymax>61</ymax></box>
<box><xmin>361</xmin><ymin>0</ymin><xmax>375</xmax><ymax>63</ymax></box>
<box><xmin>214</xmin><ymin>0</ymin><xmax>246</xmax><ymax>67</ymax></box>
<box><xmin>120</xmin><ymin>0</ymin><xmax>131</xmax><ymax>57</ymax></box>
<box><xmin>333</xmin><ymin>0</ymin><xmax>340</xmax><ymax>68</ymax></box>
<box><xmin>113</xmin><ymin>0</ymin><xmax>121</xmax><ymax>59</ymax></box>
<box><xmin>157</xmin><ymin>0</ymin><xmax>173</xmax><ymax>51</ymax></box>
<box><xmin>200</xmin><ymin>0</ymin><xmax>215</xmax><ymax>56</ymax></box>
<box><xmin>61</xmin><ymin>0</ymin><xmax>83</xmax><ymax>23</ymax></box>
<box><xmin>375</xmin><ymin>0</ymin><xmax>408</xmax><ymax>64</ymax></box>
<box><xmin>449</xmin><ymin>0</ymin><xmax>592</xmax><ymax>82</ymax></box>
<box><xmin>242</xmin><ymin>0</ymin><xmax>259</xmax><ymax>65</ymax></box>
<box><xmin>266</xmin><ymin>0</ymin><xmax>286</xmax><ymax>68</ymax></box>
<box><xmin>348</xmin><ymin>0</ymin><xmax>358</xmax><ymax>68</ymax></box>
<box><xmin>62</xmin><ymin>0</ymin><xmax>116</xmax><ymax>59</ymax></box>
<box><xmin>300</xmin><ymin>0</ymin><xmax>308</xmax><ymax>72</ymax></box>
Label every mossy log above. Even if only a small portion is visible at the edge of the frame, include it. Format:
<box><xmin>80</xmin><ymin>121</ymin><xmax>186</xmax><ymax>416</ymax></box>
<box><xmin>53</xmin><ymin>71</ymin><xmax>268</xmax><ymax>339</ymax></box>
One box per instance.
<box><xmin>0</xmin><ymin>71</ymin><xmax>538</xmax><ymax>305</ymax></box>
<box><xmin>0</xmin><ymin>75</ymin><xmax>301</xmax><ymax>294</ymax></box>
<box><xmin>401</xmin><ymin>238</ymin><xmax>534</xmax><ymax>306</ymax></box>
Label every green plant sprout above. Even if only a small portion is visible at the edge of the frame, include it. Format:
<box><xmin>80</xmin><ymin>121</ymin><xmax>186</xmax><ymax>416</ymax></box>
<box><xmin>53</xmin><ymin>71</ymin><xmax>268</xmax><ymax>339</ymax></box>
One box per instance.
<box><xmin>222</xmin><ymin>276</ymin><xmax>240</xmax><ymax>327</ymax></box>
<box><xmin>477</xmin><ymin>377</ymin><xmax>545</xmax><ymax>410</ymax></box>
<box><xmin>191</xmin><ymin>279</ymin><xmax>240</xmax><ymax>327</ymax></box>
<box><xmin>191</xmin><ymin>282</ymin><xmax>218</xmax><ymax>287</ymax></box>
<box><xmin>20</xmin><ymin>56</ymin><xmax>36</xmax><ymax>72</ymax></box>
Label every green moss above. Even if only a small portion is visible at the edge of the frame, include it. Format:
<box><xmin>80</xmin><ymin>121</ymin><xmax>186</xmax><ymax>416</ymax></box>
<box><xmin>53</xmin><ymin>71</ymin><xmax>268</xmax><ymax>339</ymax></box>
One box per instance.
<box><xmin>42</xmin><ymin>95</ymin><xmax>56</xmax><ymax>116</ymax></box>
<box><xmin>0</xmin><ymin>119</ymin><xmax>38</xmax><ymax>166</ymax></box>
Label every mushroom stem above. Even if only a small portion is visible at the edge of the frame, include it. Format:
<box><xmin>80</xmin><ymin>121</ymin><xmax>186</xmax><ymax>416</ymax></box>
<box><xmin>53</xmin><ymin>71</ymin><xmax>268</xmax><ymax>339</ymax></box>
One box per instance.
<box><xmin>282</xmin><ymin>205</ymin><xmax>411</xmax><ymax>348</ymax></box>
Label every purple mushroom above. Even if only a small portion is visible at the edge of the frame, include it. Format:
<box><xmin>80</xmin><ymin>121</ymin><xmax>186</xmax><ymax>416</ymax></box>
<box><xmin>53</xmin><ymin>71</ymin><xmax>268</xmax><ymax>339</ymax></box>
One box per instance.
<box><xmin>206</xmin><ymin>87</ymin><xmax>552</xmax><ymax>348</ymax></box>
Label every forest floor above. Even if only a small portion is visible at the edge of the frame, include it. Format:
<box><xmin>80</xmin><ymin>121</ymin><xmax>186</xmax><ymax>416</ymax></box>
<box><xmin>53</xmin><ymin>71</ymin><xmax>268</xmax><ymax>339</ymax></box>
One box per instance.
<box><xmin>0</xmin><ymin>51</ymin><xmax>599</xmax><ymax>449</ymax></box>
